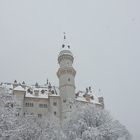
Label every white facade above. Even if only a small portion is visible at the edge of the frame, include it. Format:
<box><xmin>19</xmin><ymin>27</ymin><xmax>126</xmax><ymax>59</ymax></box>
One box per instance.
<box><xmin>57</xmin><ymin>49</ymin><xmax>76</xmax><ymax>120</ymax></box>
<box><xmin>13</xmin><ymin>85</ymin><xmax>61</xmax><ymax>121</ymax></box>
<box><xmin>8</xmin><ymin>46</ymin><xmax>104</xmax><ymax>122</ymax></box>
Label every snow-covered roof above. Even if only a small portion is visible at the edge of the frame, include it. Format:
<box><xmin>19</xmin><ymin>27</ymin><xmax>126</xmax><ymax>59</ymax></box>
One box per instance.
<box><xmin>1</xmin><ymin>83</ymin><xmax>13</xmax><ymax>90</ymax></box>
<box><xmin>2</xmin><ymin>82</ymin><xmax>103</xmax><ymax>105</ymax></box>
<box><xmin>59</xmin><ymin>50</ymin><xmax>73</xmax><ymax>57</ymax></box>
<box><xmin>25</xmin><ymin>86</ymin><xmax>60</xmax><ymax>99</ymax></box>
<box><xmin>75</xmin><ymin>90</ymin><xmax>101</xmax><ymax>105</ymax></box>
<box><xmin>14</xmin><ymin>85</ymin><xmax>26</xmax><ymax>92</ymax></box>
<box><xmin>26</xmin><ymin>91</ymin><xmax>49</xmax><ymax>99</ymax></box>
<box><xmin>76</xmin><ymin>97</ymin><xmax>101</xmax><ymax>105</ymax></box>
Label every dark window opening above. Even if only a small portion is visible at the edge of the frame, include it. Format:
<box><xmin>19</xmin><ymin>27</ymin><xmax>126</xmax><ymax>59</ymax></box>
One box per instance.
<box><xmin>54</xmin><ymin>112</ymin><xmax>57</xmax><ymax>116</ymax></box>
<box><xmin>41</xmin><ymin>90</ymin><xmax>45</xmax><ymax>94</ymax></box>
<box><xmin>63</xmin><ymin>99</ymin><xmax>66</xmax><ymax>103</ymax></box>
<box><xmin>38</xmin><ymin>114</ymin><xmax>42</xmax><ymax>118</ymax></box>
<box><xmin>11</xmin><ymin>104</ymin><xmax>13</xmax><ymax>108</ymax></box>
<box><xmin>16</xmin><ymin>113</ymin><xmax>19</xmax><ymax>116</ymax></box>
<box><xmin>53</xmin><ymin>102</ymin><xmax>57</xmax><ymax>106</ymax></box>
<box><xmin>39</xmin><ymin>104</ymin><xmax>47</xmax><ymax>108</ymax></box>
<box><xmin>25</xmin><ymin>103</ymin><xmax>34</xmax><ymax>107</ymax></box>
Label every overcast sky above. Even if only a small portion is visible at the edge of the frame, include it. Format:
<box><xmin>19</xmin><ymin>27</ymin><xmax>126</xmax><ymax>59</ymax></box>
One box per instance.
<box><xmin>0</xmin><ymin>0</ymin><xmax>140</xmax><ymax>139</ymax></box>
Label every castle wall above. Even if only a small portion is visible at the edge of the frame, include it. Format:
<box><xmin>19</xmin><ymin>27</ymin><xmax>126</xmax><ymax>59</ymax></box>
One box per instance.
<box><xmin>23</xmin><ymin>97</ymin><xmax>49</xmax><ymax>118</ymax></box>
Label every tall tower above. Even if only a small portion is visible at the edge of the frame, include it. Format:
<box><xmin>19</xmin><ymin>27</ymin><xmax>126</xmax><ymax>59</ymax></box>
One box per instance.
<box><xmin>57</xmin><ymin>33</ymin><xmax>76</xmax><ymax>120</ymax></box>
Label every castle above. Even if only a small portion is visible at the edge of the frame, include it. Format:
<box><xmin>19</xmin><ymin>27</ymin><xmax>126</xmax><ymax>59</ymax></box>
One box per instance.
<box><xmin>1</xmin><ymin>38</ymin><xmax>104</xmax><ymax>122</ymax></box>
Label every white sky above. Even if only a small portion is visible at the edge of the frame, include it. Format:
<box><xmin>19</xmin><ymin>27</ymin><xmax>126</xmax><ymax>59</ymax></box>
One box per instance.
<box><xmin>0</xmin><ymin>0</ymin><xmax>140</xmax><ymax>139</ymax></box>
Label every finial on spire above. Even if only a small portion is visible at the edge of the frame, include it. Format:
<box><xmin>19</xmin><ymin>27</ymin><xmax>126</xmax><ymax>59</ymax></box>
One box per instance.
<box><xmin>62</xmin><ymin>32</ymin><xmax>70</xmax><ymax>49</ymax></box>
<box><xmin>47</xmin><ymin>79</ymin><xmax>49</xmax><ymax>85</ymax></box>
<box><xmin>63</xmin><ymin>32</ymin><xmax>66</xmax><ymax>40</ymax></box>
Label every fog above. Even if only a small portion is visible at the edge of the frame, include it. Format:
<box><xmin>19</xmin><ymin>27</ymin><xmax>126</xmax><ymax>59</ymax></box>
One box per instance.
<box><xmin>0</xmin><ymin>0</ymin><xmax>140</xmax><ymax>139</ymax></box>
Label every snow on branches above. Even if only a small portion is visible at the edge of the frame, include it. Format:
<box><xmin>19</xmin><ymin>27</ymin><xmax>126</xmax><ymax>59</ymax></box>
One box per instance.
<box><xmin>0</xmin><ymin>87</ymin><xmax>131</xmax><ymax>140</ymax></box>
<box><xmin>63</xmin><ymin>105</ymin><xmax>131</xmax><ymax>140</ymax></box>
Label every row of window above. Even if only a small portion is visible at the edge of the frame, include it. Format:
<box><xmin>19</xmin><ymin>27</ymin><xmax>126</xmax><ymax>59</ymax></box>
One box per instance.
<box><xmin>39</xmin><ymin>104</ymin><xmax>48</xmax><ymax>108</ymax></box>
<box><xmin>23</xmin><ymin>112</ymin><xmax>34</xmax><ymax>116</ymax></box>
<box><xmin>38</xmin><ymin>112</ymin><xmax>57</xmax><ymax>118</ymax></box>
<box><xmin>38</xmin><ymin>114</ymin><xmax>42</xmax><ymax>118</ymax></box>
<box><xmin>23</xmin><ymin>112</ymin><xmax>57</xmax><ymax>118</ymax></box>
<box><xmin>25</xmin><ymin>102</ymin><xmax>57</xmax><ymax>108</ymax></box>
<box><xmin>25</xmin><ymin>103</ymin><xmax>34</xmax><ymax>107</ymax></box>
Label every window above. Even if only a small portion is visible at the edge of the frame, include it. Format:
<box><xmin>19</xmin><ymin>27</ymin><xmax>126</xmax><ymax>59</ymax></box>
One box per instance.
<box><xmin>39</xmin><ymin>104</ymin><xmax>47</xmax><ymax>108</ymax></box>
<box><xmin>41</xmin><ymin>90</ymin><xmax>45</xmax><ymax>94</ymax></box>
<box><xmin>68</xmin><ymin>78</ymin><xmax>70</xmax><ymax>82</ymax></box>
<box><xmin>11</xmin><ymin>104</ymin><xmax>13</xmax><ymax>108</ymax></box>
<box><xmin>39</xmin><ymin>104</ymin><xmax>43</xmax><ymax>108</ymax></box>
<box><xmin>25</xmin><ymin>103</ymin><xmax>34</xmax><ymax>107</ymax></box>
<box><xmin>44</xmin><ymin>104</ymin><xmax>47</xmax><ymax>108</ymax></box>
<box><xmin>16</xmin><ymin>113</ymin><xmax>19</xmax><ymax>117</ymax></box>
<box><xmin>70</xmin><ymin>105</ymin><xmax>72</xmax><ymax>109</ymax></box>
<box><xmin>63</xmin><ymin>99</ymin><xmax>66</xmax><ymax>103</ymax></box>
<box><xmin>54</xmin><ymin>112</ymin><xmax>57</xmax><ymax>116</ymax></box>
<box><xmin>53</xmin><ymin>102</ymin><xmax>57</xmax><ymax>106</ymax></box>
<box><xmin>38</xmin><ymin>114</ymin><xmax>42</xmax><ymax>118</ymax></box>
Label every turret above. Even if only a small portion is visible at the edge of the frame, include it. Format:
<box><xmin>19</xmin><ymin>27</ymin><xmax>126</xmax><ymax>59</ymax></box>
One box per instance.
<box><xmin>13</xmin><ymin>85</ymin><xmax>26</xmax><ymax>116</ymax></box>
<box><xmin>57</xmin><ymin>33</ymin><xmax>76</xmax><ymax>120</ymax></box>
<box><xmin>57</xmin><ymin>49</ymin><xmax>76</xmax><ymax>99</ymax></box>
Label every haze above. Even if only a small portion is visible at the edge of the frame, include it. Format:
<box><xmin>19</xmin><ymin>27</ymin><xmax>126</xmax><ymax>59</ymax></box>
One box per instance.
<box><xmin>0</xmin><ymin>0</ymin><xmax>140</xmax><ymax>139</ymax></box>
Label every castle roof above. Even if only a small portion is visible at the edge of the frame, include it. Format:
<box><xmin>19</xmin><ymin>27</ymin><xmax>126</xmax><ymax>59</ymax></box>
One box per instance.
<box><xmin>25</xmin><ymin>86</ymin><xmax>59</xmax><ymax>99</ymax></box>
<box><xmin>25</xmin><ymin>90</ymin><xmax>49</xmax><ymax>99</ymax></box>
<box><xmin>75</xmin><ymin>90</ymin><xmax>101</xmax><ymax>105</ymax></box>
<box><xmin>14</xmin><ymin>85</ymin><xmax>26</xmax><ymax>92</ymax></box>
<box><xmin>1</xmin><ymin>83</ymin><xmax>13</xmax><ymax>90</ymax></box>
<box><xmin>59</xmin><ymin>50</ymin><xmax>73</xmax><ymax>57</ymax></box>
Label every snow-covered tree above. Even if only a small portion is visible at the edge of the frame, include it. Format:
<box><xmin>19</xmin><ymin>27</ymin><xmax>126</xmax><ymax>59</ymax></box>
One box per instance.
<box><xmin>0</xmin><ymin>87</ymin><xmax>64</xmax><ymax>140</ymax></box>
<box><xmin>0</xmin><ymin>86</ymin><xmax>131</xmax><ymax>140</ymax></box>
<box><xmin>38</xmin><ymin>121</ymin><xmax>66</xmax><ymax>140</ymax></box>
<box><xmin>0</xmin><ymin>87</ymin><xmax>17</xmax><ymax>139</ymax></box>
<box><xmin>0</xmin><ymin>87</ymin><xmax>42</xmax><ymax>140</ymax></box>
<box><xmin>63</xmin><ymin>105</ymin><xmax>131</xmax><ymax>140</ymax></box>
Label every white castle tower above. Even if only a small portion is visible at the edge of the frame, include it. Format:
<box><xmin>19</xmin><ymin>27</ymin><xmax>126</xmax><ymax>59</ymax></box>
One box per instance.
<box><xmin>57</xmin><ymin>34</ymin><xmax>76</xmax><ymax>120</ymax></box>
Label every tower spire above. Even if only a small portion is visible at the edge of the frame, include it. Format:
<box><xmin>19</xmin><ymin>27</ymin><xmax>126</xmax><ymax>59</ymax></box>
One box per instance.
<box><xmin>64</xmin><ymin>32</ymin><xmax>66</xmax><ymax>40</ymax></box>
<box><xmin>62</xmin><ymin>32</ymin><xmax>70</xmax><ymax>49</ymax></box>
